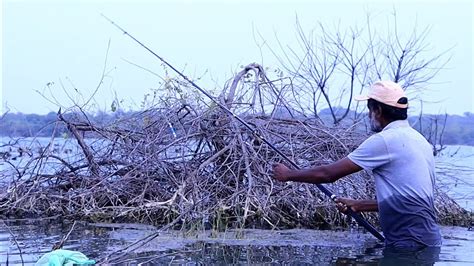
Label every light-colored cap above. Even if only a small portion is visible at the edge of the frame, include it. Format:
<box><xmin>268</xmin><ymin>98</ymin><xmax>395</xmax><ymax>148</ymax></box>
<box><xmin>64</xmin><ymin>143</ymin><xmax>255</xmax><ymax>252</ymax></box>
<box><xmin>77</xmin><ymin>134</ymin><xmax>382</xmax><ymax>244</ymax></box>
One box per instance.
<box><xmin>354</xmin><ymin>80</ymin><xmax>408</xmax><ymax>108</ymax></box>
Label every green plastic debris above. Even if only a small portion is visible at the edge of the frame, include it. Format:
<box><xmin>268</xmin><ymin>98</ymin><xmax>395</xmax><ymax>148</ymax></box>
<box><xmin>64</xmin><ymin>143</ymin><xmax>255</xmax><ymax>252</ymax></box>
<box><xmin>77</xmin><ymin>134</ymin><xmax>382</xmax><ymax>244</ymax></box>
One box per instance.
<box><xmin>35</xmin><ymin>249</ymin><xmax>95</xmax><ymax>266</ymax></box>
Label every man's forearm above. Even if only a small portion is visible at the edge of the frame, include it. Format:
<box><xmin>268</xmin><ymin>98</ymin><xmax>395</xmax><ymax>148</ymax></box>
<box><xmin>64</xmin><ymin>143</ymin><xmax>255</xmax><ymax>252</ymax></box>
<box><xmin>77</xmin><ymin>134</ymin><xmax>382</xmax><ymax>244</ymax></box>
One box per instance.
<box><xmin>282</xmin><ymin>158</ymin><xmax>362</xmax><ymax>184</ymax></box>
<box><xmin>354</xmin><ymin>200</ymin><xmax>379</xmax><ymax>212</ymax></box>
<box><xmin>287</xmin><ymin>166</ymin><xmax>332</xmax><ymax>184</ymax></box>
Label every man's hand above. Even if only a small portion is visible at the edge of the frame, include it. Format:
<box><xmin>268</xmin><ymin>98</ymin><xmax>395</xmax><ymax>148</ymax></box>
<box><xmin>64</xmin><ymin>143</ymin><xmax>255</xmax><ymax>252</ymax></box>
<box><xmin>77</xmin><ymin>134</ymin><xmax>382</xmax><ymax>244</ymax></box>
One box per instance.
<box><xmin>335</xmin><ymin>197</ymin><xmax>359</xmax><ymax>214</ymax></box>
<box><xmin>272</xmin><ymin>163</ymin><xmax>291</xmax><ymax>182</ymax></box>
<box><xmin>335</xmin><ymin>197</ymin><xmax>379</xmax><ymax>213</ymax></box>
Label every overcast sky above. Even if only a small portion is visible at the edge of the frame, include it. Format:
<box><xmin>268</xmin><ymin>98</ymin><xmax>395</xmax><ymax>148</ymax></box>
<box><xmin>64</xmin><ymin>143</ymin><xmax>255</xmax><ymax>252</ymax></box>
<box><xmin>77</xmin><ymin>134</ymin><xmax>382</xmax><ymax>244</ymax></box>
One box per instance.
<box><xmin>2</xmin><ymin>0</ymin><xmax>473</xmax><ymax>115</ymax></box>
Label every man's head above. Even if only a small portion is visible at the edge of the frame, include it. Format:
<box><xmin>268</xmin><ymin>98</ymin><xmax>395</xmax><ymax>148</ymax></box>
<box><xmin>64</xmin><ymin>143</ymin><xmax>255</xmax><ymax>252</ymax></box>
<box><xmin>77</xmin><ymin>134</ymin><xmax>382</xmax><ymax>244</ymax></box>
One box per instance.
<box><xmin>355</xmin><ymin>81</ymin><xmax>408</xmax><ymax>132</ymax></box>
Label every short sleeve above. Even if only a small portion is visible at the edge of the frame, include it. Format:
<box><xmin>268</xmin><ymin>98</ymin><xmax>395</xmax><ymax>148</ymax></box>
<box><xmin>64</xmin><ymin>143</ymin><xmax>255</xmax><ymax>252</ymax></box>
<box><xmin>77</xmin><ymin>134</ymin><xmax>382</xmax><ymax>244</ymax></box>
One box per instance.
<box><xmin>347</xmin><ymin>134</ymin><xmax>391</xmax><ymax>171</ymax></box>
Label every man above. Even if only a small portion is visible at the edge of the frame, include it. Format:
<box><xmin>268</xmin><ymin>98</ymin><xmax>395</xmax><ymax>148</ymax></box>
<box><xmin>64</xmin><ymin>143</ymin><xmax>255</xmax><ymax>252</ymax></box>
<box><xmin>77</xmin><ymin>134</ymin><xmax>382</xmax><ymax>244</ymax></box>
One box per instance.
<box><xmin>272</xmin><ymin>80</ymin><xmax>442</xmax><ymax>249</ymax></box>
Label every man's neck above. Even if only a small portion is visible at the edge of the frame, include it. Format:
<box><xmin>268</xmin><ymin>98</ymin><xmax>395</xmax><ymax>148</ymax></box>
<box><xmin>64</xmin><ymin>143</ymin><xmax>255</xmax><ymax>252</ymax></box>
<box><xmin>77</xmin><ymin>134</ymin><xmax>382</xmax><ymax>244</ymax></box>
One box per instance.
<box><xmin>380</xmin><ymin>118</ymin><xmax>392</xmax><ymax>129</ymax></box>
<box><xmin>381</xmin><ymin>119</ymin><xmax>407</xmax><ymax>130</ymax></box>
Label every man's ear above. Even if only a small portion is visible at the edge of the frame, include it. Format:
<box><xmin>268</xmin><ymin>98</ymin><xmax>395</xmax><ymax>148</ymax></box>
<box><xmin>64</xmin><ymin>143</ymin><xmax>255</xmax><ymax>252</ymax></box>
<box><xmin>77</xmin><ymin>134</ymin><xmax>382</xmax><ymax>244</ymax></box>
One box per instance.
<box><xmin>373</xmin><ymin>105</ymin><xmax>383</xmax><ymax>118</ymax></box>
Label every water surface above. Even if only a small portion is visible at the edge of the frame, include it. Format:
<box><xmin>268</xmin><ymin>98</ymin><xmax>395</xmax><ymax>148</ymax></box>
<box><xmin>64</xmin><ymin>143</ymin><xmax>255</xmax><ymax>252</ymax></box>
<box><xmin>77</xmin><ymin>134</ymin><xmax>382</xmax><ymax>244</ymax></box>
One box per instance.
<box><xmin>1</xmin><ymin>219</ymin><xmax>473</xmax><ymax>265</ymax></box>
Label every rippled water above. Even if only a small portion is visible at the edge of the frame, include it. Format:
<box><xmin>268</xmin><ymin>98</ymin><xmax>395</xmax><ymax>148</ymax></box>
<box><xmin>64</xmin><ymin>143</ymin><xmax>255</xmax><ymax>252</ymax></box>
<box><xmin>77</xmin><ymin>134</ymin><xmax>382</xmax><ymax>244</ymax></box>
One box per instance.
<box><xmin>1</xmin><ymin>220</ymin><xmax>473</xmax><ymax>265</ymax></box>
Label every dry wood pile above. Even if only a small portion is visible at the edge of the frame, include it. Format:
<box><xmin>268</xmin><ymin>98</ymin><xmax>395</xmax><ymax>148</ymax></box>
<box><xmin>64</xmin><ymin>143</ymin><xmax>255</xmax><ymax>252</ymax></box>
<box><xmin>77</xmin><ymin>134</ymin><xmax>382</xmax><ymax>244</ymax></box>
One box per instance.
<box><xmin>0</xmin><ymin>64</ymin><xmax>470</xmax><ymax>230</ymax></box>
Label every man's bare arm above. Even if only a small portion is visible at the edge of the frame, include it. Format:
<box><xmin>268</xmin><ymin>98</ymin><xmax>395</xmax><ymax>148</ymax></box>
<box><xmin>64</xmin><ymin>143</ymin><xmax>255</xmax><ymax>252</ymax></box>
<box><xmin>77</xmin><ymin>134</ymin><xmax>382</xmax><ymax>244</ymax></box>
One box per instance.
<box><xmin>336</xmin><ymin>198</ymin><xmax>379</xmax><ymax>213</ymax></box>
<box><xmin>273</xmin><ymin>157</ymin><xmax>363</xmax><ymax>183</ymax></box>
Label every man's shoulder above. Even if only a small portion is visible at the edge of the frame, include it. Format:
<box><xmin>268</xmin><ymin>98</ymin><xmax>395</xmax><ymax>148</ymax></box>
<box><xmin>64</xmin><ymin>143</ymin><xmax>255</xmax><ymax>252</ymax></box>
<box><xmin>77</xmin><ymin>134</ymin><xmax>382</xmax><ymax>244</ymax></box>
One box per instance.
<box><xmin>379</xmin><ymin>122</ymin><xmax>421</xmax><ymax>141</ymax></box>
<box><xmin>359</xmin><ymin>132</ymin><xmax>386</xmax><ymax>148</ymax></box>
<box><xmin>349</xmin><ymin>133</ymin><xmax>391</xmax><ymax>171</ymax></box>
<box><xmin>351</xmin><ymin>133</ymin><xmax>389</xmax><ymax>157</ymax></box>
<box><xmin>379</xmin><ymin>123</ymin><xmax>433</xmax><ymax>157</ymax></box>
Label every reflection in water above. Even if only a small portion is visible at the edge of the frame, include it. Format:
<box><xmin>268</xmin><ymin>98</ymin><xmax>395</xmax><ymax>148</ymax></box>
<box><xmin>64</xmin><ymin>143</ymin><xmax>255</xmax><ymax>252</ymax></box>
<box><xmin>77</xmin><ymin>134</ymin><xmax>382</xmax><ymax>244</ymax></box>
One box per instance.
<box><xmin>2</xmin><ymin>219</ymin><xmax>384</xmax><ymax>265</ymax></box>
<box><xmin>335</xmin><ymin>245</ymin><xmax>441</xmax><ymax>266</ymax></box>
<box><xmin>111</xmin><ymin>243</ymin><xmax>443</xmax><ymax>265</ymax></box>
<box><xmin>117</xmin><ymin>243</ymin><xmax>383</xmax><ymax>265</ymax></box>
<box><xmin>379</xmin><ymin>246</ymin><xmax>440</xmax><ymax>266</ymax></box>
<box><xmin>1</xmin><ymin>220</ymin><xmax>473</xmax><ymax>265</ymax></box>
<box><xmin>0</xmin><ymin>219</ymin><xmax>126</xmax><ymax>265</ymax></box>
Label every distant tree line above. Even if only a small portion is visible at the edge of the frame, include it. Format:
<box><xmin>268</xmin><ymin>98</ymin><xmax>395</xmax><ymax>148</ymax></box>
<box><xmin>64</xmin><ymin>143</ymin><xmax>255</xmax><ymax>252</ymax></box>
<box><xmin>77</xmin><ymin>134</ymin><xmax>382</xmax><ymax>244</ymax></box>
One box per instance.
<box><xmin>1</xmin><ymin>110</ymin><xmax>473</xmax><ymax>146</ymax></box>
<box><xmin>0</xmin><ymin>111</ymin><xmax>127</xmax><ymax>138</ymax></box>
<box><xmin>319</xmin><ymin>109</ymin><xmax>474</xmax><ymax>147</ymax></box>
<box><xmin>412</xmin><ymin>112</ymin><xmax>474</xmax><ymax>146</ymax></box>
<box><xmin>0</xmin><ymin>112</ymin><xmax>66</xmax><ymax>137</ymax></box>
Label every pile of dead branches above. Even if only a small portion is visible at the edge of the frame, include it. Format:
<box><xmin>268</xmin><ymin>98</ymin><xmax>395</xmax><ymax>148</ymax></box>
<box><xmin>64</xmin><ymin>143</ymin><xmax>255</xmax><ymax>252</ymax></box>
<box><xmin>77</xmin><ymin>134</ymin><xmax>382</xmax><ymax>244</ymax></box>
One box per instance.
<box><xmin>0</xmin><ymin>64</ymin><xmax>470</xmax><ymax>230</ymax></box>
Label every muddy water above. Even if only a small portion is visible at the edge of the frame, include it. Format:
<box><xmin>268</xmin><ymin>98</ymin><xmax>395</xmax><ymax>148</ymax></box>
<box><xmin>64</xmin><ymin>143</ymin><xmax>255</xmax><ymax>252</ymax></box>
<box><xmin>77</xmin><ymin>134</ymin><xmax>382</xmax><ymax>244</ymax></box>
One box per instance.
<box><xmin>1</xmin><ymin>219</ymin><xmax>473</xmax><ymax>265</ymax></box>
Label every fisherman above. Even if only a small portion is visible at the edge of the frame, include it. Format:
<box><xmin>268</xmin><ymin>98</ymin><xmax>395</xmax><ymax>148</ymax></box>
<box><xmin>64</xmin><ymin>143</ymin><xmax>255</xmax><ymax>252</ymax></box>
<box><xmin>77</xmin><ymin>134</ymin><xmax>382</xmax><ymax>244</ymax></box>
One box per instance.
<box><xmin>272</xmin><ymin>80</ymin><xmax>442</xmax><ymax>250</ymax></box>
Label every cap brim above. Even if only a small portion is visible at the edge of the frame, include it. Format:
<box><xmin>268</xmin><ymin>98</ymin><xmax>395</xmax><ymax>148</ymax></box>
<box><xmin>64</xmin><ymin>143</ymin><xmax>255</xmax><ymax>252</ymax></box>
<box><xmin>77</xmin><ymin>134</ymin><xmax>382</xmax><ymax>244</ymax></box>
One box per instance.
<box><xmin>354</xmin><ymin>95</ymin><xmax>370</xmax><ymax>101</ymax></box>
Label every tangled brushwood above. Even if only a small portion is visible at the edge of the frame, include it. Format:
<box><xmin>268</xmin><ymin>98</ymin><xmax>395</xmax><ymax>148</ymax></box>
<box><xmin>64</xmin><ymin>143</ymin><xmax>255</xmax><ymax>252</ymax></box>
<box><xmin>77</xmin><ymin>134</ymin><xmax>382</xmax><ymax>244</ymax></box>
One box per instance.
<box><xmin>0</xmin><ymin>64</ymin><xmax>471</xmax><ymax>230</ymax></box>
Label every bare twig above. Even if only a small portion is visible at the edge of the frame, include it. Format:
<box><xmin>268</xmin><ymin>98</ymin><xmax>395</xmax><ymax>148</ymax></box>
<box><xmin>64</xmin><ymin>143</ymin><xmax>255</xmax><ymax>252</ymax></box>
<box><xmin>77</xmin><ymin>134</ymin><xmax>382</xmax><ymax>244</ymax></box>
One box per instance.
<box><xmin>1</xmin><ymin>221</ymin><xmax>24</xmax><ymax>266</ymax></box>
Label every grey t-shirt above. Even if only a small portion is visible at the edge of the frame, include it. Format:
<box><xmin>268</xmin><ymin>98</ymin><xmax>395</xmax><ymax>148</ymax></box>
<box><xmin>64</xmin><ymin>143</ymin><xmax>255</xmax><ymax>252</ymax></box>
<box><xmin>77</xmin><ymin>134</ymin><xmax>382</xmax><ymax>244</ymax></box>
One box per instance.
<box><xmin>348</xmin><ymin>120</ymin><xmax>442</xmax><ymax>247</ymax></box>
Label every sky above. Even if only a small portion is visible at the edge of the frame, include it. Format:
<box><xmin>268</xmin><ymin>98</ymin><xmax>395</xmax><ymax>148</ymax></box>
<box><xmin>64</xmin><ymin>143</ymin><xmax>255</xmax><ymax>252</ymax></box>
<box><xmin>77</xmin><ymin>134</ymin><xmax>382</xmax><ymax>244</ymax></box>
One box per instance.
<box><xmin>2</xmin><ymin>0</ymin><xmax>473</xmax><ymax>116</ymax></box>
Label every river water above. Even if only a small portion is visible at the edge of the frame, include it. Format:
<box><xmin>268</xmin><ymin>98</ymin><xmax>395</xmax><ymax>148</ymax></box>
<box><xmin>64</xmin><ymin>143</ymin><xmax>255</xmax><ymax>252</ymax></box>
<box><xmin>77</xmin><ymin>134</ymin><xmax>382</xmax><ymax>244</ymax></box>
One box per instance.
<box><xmin>435</xmin><ymin>145</ymin><xmax>474</xmax><ymax>211</ymax></box>
<box><xmin>0</xmin><ymin>139</ymin><xmax>473</xmax><ymax>265</ymax></box>
<box><xmin>1</xmin><ymin>220</ymin><xmax>473</xmax><ymax>265</ymax></box>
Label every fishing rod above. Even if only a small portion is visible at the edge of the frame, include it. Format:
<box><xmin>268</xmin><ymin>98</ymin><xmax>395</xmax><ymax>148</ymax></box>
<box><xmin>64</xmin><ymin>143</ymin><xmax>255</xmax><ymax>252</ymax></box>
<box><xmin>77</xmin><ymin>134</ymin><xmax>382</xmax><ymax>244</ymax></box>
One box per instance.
<box><xmin>102</xmin><ymin>14</ymin><xmax>385</xmax><ymax>242</ymax></box>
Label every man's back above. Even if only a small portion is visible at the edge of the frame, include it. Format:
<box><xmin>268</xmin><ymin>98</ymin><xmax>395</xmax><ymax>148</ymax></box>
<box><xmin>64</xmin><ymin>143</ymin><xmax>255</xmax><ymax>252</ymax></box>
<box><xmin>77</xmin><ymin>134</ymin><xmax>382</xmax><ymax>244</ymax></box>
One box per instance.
<box><xmin>348</xmin><ymin>120</ymin><xmax>442</xmax><ymax>247</ymax></box>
